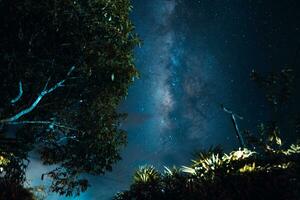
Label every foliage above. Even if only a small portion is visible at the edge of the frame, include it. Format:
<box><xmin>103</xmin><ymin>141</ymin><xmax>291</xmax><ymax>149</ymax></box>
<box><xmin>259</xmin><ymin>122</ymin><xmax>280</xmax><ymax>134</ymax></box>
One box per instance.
<box><xmin>0</xmin><ymin>0</ymin><xmax>139</xmax><ymax>196</ymax></box>
<box><xmin>125</xmin><ymin>166</ymin><xmax>163</xmax><ymax>200</ymax></box>
<box><xmin>250</xmin><ymin>68</ymin><xmax>294</xmax><ymax>109</ymax></box>
<box><xmin>244</xmin><ymin>122</ymin><xmax>283</xmax><ymax>153</ymax></box>
<box><xmin>114</xmin><ymin>143</ymin><xmax>300</xmax><ymax>200</ymax></box>
<box><xmin>133</xmin><ymin>166</ymin><xmax>161</xmax><ymax>184</ymax></box>
<box><xmin>114</xmin><ymin>67</ymin><xmax>300</xmax><ymax>200</ymax></box>
<box><xmin>248</xmin><ymin>67</ymin><xmax>300</xmax><ymax>147</ymax></box>
<box><xmin>0</xmin><ymin>178</ymin><xmax>35</xmax><ymax>200</ymax></box>
<box><xmin>0</xmin><ymin>179</ymin><xmax>46</xmax><ymax>200</ymax></box>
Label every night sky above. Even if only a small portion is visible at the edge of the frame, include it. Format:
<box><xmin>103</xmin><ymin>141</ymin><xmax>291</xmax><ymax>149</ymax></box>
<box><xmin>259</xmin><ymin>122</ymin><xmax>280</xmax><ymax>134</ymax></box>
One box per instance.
<box><xmin>28</xmin><ymin>0</ymin><xmax>300</xmax><ymax>199</ymax></box>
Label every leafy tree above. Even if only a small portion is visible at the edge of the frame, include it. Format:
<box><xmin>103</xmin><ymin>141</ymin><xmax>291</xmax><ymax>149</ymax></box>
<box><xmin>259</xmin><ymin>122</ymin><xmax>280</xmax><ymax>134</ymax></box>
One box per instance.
<box><xmin>246</xmin><ymin>68</ymin><xmax>298</xmax><ymax>148</ymax></box>
<box><xmin>0</xmin><ymin>0</ymin><xmax>139</xmax><ymax>196</ymax></box>
<box><xmin>250</xmin><ymin>68</ymin><xmax>294</xmax><ymax>110</ymax></box>
<box><xmin>0</xmin><ymin>179</ymin><xmax>35</xmax><ymax>200</ymax></box>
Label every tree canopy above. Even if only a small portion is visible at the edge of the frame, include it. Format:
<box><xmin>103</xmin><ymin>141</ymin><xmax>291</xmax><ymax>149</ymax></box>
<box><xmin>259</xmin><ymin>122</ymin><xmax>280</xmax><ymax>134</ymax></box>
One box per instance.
<box><xmin>0</xmin><ymin>0</ymin><xmax>139</xmax><ymax>196</ymax></box>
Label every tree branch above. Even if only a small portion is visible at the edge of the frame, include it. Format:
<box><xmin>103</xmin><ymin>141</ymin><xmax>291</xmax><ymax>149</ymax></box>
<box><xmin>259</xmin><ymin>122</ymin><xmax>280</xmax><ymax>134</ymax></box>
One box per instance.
<box><xmin>221</xmin><ymin>104</ymin><xmax>245</xmax><ymax>148</ymax></box>
<box><xmin>6</xmin><ymin>120</ymin><xmax>78</xmax><ymax>131</ymax></box>
<box><xmin>0</xmin><ymin>66</ymin><xmax>75</xmax><ymax>123</ymax></box>
<box><xmin>11</xmin><ymin>81</ymin><xmax>23</xmax><ymax>104</ymax></box>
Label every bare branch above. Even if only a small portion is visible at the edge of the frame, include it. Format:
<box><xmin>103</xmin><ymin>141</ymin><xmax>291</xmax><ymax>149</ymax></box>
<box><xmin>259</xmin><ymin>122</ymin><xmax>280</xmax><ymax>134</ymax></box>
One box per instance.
<box><xmin>57</xmin><ymin>136</ymin><xmax>79</xmax><ymax>144</ymax></box>
<box><xmin>221</xmin><ymin>104</ymin><xmax>243</xmax><ymax>120</ymax></box>
<box><xmin>6</xmin><ymin>120</ymin><xmax>78</xmax><ymax>131</ymax></box>
<box><xmin>11</xmin><ymin>81</ymin><xmax>23</xmax><ymax>104</ymax></box>
<box><xmin>67</xmin><ymin>66</ymin><xmax>75</xmax><ymax>76</ymax></box>
<box><xmin>221</xmin><ymin>104</ymin><xmax>245</xmax><ymax>148</ymax></box>
<box><xmin>0</xmin><ymin>66</ymin><xmax>75</xmax><ymax>123</ymax></box>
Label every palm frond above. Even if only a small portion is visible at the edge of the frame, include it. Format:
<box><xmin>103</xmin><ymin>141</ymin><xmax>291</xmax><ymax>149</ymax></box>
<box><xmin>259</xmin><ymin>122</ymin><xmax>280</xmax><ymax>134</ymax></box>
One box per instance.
<box><xmin>133</xmin><ymin>165</ymin><xmax>160</xmax><ymax>184</ymax></box>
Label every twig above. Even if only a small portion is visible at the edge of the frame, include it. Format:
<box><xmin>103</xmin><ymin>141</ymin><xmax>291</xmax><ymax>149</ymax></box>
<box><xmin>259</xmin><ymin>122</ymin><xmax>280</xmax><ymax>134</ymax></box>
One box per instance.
<box><xmin>221</xmin><ymin>104</ymin><xmax>245</xmax><ymax>148</ymax></box>
<box><xmin>11</xmin><ymin>81</ymin><xmax>23</xmax><ymax>104</ymax></box>
<box><xmin>6</xmin><ymin>120</ymin><xmax>78</xmax><ymax>131</ymax></box>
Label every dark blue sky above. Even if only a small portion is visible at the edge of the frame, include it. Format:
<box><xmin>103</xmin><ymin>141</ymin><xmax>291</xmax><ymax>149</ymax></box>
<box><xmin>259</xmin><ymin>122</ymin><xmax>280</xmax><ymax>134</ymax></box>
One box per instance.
<box><xmin>29</xmin><ymin>1</ymin><xmax>300</xmax><ymax>199</ymax></box>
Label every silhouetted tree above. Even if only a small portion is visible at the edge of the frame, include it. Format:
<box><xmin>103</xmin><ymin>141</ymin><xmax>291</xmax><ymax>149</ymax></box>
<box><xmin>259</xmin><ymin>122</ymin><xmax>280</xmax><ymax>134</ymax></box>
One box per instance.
<box><xmin>114</xmin><ymin>146</ymin><xmax>300</xmax><ymax>200</ymax></box>
<box><xmin>0</xmin><ymin>0</ymin><xmax>139</xmax><ymax>196</ymax></box>
<box><xmin>248</xmin><ymin>68</ymin><xmax>298</xmax><ymax>147</ymax></box>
